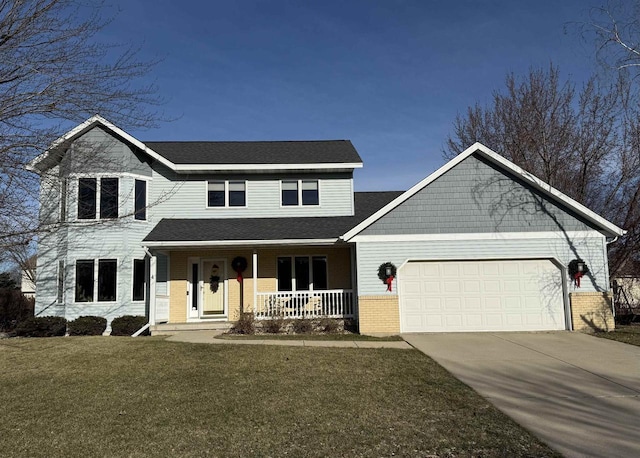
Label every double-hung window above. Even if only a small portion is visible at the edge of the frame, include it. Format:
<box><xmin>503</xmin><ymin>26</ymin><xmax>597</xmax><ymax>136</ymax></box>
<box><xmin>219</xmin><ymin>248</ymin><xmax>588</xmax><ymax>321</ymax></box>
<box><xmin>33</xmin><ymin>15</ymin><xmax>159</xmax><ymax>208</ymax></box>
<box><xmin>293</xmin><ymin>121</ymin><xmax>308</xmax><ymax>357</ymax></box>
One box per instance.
<box><xmin>134</xmin><ymin>179</ymin><xmax>147</xmax><ymax>221</ymax></box>
<box><xmin>75</xmin><ymin>259</ymin><xmax>117</xmax><ymax>302</ymax></box>
<box><xmin>132</xmin><ymin>259</ymin><xmax>145</xmax><ymax>301</ymax></box>
<box><xmin>207</xmin><ymin>181</ymin><xmax>246</xmax><ymax>207</ymax></box>
<box><xmin>281</xmin><ymin>180</ymin><xmax>319</xmax><ymax>206</ymax></box>
<box><xmin>77</xmin><ymin>177</ymin><xmax>119</xmax><ymax>220</ymax></box>
<box><xmin>277</xmin><ymin>256</ymin><xmax>328</xmax><ymax>291</ymax></box>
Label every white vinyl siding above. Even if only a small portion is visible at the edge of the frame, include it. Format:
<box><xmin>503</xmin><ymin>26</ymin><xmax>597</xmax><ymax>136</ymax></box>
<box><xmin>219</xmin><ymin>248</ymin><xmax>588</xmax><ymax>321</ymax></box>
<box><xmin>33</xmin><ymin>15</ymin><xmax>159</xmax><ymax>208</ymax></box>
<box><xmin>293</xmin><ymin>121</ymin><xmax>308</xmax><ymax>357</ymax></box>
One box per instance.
<box><xmin>149</xmin><ymin>168</ymin><xmax>353</xmax><ymax>218</ymax></box>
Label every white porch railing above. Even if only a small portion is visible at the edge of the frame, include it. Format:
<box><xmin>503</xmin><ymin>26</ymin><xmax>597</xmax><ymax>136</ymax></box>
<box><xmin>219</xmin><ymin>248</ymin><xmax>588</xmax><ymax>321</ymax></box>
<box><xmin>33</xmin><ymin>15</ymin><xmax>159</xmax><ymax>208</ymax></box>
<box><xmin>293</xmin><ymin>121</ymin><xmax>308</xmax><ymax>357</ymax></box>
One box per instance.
<box><xmin>255</xmin><ymin>290</ymin><xmax>354</xmax><ymax>319</ymax></box>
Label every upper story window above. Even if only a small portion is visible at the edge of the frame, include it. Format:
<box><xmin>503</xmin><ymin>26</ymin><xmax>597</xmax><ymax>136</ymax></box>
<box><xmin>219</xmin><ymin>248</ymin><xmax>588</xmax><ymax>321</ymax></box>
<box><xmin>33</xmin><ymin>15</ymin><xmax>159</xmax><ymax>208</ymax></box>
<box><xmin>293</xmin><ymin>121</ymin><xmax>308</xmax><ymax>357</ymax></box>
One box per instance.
<box><xmin>207</xmin><ymin>180</ymin><xmax>246</xmax><ymax>208</ymax></box>
<box><xmin>77</xmin><ymin>177</ymin><xmax>119</xmax><ymax>220</ymax></box>
<box><xmin>282</xmin><ymin>180</ymin><xmax>319</xmax><ymax>206</ymax></box>
<box><xmin>134</xmin><ymin>179</ymin><xmax>147</xmax><ymax>221</ymax></box>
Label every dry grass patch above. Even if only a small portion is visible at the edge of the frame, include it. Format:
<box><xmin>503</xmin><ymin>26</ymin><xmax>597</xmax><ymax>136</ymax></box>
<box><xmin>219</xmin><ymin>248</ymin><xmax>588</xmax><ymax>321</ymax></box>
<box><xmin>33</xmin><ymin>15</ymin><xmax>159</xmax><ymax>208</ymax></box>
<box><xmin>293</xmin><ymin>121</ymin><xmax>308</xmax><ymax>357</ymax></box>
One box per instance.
<box><xmin>0</xmin><ymin>337</ymin><xmax>557</xmax><ymax>457</ymax></box>
<box><xmin>596</xmin><ymin>324</ymin><xmax>640</xmax><ymax>346</ymax></box>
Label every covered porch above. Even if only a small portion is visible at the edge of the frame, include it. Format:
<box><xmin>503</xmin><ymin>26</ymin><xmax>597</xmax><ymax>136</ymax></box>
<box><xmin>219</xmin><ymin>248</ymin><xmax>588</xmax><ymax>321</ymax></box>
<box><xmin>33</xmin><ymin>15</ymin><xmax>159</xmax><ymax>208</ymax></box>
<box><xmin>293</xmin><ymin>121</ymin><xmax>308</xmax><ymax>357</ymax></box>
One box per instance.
<box><xmin>147</xmin><ymin>244</ymin><xmax>356</xmax><ymax>326</ymax></box>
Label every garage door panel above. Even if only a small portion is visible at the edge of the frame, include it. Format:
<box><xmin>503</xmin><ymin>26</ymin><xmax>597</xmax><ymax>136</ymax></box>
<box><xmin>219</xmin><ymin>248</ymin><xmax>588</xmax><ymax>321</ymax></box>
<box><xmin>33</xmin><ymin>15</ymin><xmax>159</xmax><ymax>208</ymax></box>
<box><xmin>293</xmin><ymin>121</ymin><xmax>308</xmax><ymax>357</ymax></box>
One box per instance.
<box><xmin>399</xmin><ymin>259</ymin><xmax>565</xmax><ymax>332</ymax></box>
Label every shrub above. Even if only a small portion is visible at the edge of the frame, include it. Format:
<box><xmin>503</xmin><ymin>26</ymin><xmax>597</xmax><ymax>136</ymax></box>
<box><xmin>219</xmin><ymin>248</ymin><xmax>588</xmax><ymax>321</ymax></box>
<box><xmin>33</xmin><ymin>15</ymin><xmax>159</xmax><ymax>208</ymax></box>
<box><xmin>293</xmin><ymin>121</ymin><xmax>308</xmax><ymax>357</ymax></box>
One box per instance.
<box><xmin>0</xmin><ymin>289</ymin><xmax>34</xmax><ymax>331</ymax></box>
<box><xmin>230</xmin><ymin>313</ymin><xmax>255</xmax><ymax>335</ymax></box>
<box><xmin>292</xmin><ymin>319</ymin><xmax>313</xmax><ymax>334</ymax></box>
<box><xmin>15</xmin><ymin>316</ymin><xmax>67</xmax><ymax>337</ymax></box>
<box><xmin>317</xmin><ymin>317</ymin><xmax>340</xmax><ymax>333</ymax></box>
<box><xmin>261</xmin><ymin>317</ymin><xmax>284</xmax><ymax>334</ymax></box>
<box><xmin>110</xmin><ymin>315</ymin><xmax>148</xmax><ymax>336</ymax></box>
<box><xmin>68</xmin><ymin>316</ymin><xmax>107</xmax><ymax>336</ymax></box>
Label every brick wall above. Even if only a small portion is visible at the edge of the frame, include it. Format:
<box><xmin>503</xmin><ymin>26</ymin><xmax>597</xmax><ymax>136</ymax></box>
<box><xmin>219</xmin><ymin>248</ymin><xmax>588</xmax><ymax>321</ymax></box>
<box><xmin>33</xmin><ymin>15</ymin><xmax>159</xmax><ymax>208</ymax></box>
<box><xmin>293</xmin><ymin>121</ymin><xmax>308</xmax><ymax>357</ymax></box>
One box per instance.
<box><xmin>570</xmin><ymin>292</ymin><xmax>615</xmax><ymax>332</ymax></box>
<box><xmin>358</xmin><ymin>295</ymin><xmax>400</xmax><ymax>335</ymax></box>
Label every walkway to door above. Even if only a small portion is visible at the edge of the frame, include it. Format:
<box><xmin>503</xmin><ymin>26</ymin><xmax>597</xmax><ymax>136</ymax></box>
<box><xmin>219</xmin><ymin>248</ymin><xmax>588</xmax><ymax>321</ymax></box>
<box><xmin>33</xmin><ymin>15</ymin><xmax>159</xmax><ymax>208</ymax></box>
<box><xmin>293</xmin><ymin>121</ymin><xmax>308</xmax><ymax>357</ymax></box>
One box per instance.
<box><xmin>403</xmin><ymin>332</ymin><xmax>640</xmax><ymax>458</ymax></box>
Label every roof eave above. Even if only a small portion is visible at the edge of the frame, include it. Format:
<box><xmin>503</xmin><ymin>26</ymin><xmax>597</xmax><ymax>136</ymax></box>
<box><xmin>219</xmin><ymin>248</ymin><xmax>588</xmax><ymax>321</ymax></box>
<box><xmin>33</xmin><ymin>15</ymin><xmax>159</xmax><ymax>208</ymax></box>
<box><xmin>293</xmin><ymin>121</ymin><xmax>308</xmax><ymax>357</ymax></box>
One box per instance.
<box><xmin>142</xmin><ymin>238</ymin><xmax>340</xmax><ymax>248</ymax></box>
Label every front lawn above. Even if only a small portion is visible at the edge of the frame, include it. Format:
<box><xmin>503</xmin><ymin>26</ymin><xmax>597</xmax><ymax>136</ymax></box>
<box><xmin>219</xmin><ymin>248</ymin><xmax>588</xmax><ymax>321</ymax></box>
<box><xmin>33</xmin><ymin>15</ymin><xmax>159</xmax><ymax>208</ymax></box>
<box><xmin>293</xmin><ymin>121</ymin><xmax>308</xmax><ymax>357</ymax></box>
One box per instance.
<box><xmin>0</xmin><ymin>337</ymin><xmax>556</xmax><ymax>457</ymax></box>
<box><xmin>596</xmin><ymin>324</ymin><xmax>640</xmax><ymax>346</ymax></box>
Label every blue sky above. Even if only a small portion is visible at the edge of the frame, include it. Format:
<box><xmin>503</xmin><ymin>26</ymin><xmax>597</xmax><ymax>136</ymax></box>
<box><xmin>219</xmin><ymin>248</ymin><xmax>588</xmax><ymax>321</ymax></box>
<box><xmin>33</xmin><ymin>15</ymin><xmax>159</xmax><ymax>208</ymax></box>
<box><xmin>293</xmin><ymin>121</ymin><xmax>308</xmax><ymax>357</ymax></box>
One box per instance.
<box><xmin>103</xmin><ymin>0</ymin><xmax>603</xmax><ymax>191</ymax></box>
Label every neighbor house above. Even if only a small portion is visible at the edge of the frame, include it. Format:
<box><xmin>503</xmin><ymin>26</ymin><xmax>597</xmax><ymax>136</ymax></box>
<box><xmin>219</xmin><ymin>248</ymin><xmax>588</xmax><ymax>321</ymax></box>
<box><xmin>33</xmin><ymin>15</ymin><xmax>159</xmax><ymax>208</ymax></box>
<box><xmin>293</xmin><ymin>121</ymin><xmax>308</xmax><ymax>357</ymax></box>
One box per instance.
<box><xmin>28</xmin><ymin>116</ymin><xmax>625</xmax><ymax>334</ymax></box>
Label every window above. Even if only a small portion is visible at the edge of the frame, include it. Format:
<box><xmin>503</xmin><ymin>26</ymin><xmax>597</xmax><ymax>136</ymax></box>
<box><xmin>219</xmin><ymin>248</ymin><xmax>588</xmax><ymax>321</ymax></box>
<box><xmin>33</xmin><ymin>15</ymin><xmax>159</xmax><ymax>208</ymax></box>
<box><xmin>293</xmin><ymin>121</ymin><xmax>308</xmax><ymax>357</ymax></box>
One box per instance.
<box><xmin>207</xmin><ymin>180</ymin><xmax>246</xmax><ymax>208</ymax></box>
<box><xmin>98</xmin><ymin>259</ymin><xmax>117</xmax><ymax>301</ymax></box>
<box><xmin>134</xmin><ymin>179</ymin><xmax>146</xmax><ymax>220</ymax></box>
<box><xmin>75</xmin><ymin>260</ymin><xmax>94</xmax><ymax>302</ymax></box>
<box><xmin>228</xmin><ymin>181</ymin><xmax>246</xmax><ymax>207</ymax></box>
<box><xmin>302</xmin><ymin>180</ymin><xmax>319</xmax><ymax>205</ymax></box>
<box><xmin>281</xmin><ymin>181</ymin><xmax>298</xmax><ymax>206</ymax></box>
<box><xmin>77</xmin><ymin>177</ymin><xmax>119</xmax><ymax>219</ymax></box>
<box><xmin>100</xmin><ymin>178</ymin><xmax>119</xmax><ymax>219</ymax></box>
<box><xmin>77</xmin><ymin>178</ymin><xmax>97</xmax><ymax>219</ymax></box>
<box><xmin>277</xmin><ymin>255</ymin><xmax>328</xmax><ymax>291</ymax></box>
<box><xmin>282</xmin><ymin>180</ymin><xmax>319</xmax><ymax>206</ymax></box>
<box><xmin>132</xmin><ymin>259</ymin><xmax>145</xmax><ymax>301</ymax></box>
<box><xmin>57</xmin><ymin>260</ymin><xmax>65</xmax><ymax>303</ymax></box>
<box><xmin>74</xmin><ymin>259</ymin><xmax>118</xmax><ymax>302</ymax></box>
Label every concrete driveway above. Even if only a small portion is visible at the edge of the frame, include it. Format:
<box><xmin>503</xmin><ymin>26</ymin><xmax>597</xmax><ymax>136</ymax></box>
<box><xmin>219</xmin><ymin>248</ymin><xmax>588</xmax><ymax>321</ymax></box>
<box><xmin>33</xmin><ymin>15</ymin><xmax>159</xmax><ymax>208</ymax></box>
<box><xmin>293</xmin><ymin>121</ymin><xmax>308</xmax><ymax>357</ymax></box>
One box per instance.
<box><xmin>402</xmin><ymin>332</ymin><xmax>640</xmax><ymax>458</ymax></box>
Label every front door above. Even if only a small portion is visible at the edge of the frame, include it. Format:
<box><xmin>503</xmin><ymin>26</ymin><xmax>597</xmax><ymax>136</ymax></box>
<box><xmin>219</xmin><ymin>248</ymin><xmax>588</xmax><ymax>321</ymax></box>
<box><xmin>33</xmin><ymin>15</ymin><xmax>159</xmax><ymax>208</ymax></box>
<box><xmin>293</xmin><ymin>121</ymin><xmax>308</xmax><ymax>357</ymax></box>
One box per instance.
<box><xmin>201</xmin><ymin>259</ymin><xmax>226</xmax><ymax>316</ymax></box>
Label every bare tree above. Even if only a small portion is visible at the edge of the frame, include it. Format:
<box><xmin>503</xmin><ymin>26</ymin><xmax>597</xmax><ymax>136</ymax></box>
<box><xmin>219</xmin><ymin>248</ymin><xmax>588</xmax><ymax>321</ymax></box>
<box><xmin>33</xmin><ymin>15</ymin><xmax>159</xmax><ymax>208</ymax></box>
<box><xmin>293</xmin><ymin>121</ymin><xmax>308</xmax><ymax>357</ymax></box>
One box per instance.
<box><xmin>445</xmin><ymin>64</ymin><xmax>640</xmax><ymax>276</ymax></box>
<box><xmin>0</xmin><ymin>0</ymin><xmax>161</xmax><ymax>265</ymax></box>
<box><xmin>581</xmin><ymin>0</ymin><xmax>640</xmax><ymax>77</ymax></box>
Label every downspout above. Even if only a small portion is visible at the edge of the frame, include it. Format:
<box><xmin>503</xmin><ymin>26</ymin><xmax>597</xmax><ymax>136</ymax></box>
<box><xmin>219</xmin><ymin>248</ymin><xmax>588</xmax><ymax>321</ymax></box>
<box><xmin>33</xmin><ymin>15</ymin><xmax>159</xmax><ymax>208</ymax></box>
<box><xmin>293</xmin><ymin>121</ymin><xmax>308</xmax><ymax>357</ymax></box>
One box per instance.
<box><xmin>132</xmin><ymin>246</ymin><xmax>156</xmax><ymax>337</ymax></box>
<box><xmin>605</xmin><ymin>236</ymin><xmax>620</xmax><ymax>320</ymax></box>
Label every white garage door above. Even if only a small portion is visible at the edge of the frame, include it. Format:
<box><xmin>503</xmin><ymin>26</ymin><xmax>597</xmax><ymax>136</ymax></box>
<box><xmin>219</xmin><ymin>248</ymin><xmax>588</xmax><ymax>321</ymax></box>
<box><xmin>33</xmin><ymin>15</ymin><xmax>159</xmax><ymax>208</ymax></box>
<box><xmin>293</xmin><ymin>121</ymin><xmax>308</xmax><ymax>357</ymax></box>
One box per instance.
<box><xmin>399</xmin><ymin>259</ymin><xmax>566</xmax><ymax>332</ymax></box>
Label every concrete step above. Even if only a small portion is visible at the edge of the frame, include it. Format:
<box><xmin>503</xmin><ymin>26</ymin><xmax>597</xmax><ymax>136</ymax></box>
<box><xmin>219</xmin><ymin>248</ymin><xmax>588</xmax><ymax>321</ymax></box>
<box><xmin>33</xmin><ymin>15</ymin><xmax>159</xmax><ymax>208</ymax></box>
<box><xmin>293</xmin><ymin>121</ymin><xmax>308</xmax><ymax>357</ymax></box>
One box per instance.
<box><xmin>151</xmin><ymin>321</ymin><xmax>233</xmax><ymax>336</ymax></box>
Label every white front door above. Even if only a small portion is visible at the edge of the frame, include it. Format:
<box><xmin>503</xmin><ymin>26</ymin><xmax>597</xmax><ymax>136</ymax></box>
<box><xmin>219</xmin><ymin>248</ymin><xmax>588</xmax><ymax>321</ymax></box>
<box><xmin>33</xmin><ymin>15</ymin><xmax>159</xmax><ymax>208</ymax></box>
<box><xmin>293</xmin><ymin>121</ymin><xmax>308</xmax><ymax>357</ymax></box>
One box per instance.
<box><xmin>188</xmin><ymin>258</ymin><xmax>227</xmax><ymax>319</ymax></box>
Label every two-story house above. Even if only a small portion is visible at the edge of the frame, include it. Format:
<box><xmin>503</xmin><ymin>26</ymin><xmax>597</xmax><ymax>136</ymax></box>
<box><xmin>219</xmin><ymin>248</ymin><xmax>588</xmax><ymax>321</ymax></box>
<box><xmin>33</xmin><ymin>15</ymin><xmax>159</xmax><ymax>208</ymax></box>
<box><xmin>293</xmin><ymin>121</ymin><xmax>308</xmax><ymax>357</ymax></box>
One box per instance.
<box><xmin>29</xmin><ymin>116</ymin><xmax>625</xmax><ymax>334</ymax></box>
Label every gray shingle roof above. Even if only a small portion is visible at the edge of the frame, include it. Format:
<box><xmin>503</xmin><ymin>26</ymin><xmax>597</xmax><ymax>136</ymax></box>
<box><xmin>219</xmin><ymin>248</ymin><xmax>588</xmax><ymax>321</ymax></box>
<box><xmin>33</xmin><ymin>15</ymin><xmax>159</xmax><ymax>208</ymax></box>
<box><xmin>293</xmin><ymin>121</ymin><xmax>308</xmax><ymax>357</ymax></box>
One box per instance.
<box><xmin>142</xmin><ymin>191</ymin><xmax>402</xmax><ymax>243</ymax></box>
<box><xmin>143</xmin><ymin>140</ymin><xmax>362</xmax><ymax>165</ymax></box>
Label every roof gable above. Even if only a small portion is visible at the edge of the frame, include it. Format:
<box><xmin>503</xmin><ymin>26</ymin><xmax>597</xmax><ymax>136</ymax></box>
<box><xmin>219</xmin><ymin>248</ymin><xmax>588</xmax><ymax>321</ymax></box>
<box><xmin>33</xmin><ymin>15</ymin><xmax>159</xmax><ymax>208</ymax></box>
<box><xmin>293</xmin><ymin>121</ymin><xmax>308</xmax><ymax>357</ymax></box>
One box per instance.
<box><xmin>342</xmin><ymin>143</ymin><xmax>625</xmax><ymax>239</ymax></box>
<box><xmin>28</xmin><ymin>116</ymin><xmax>363</xmax><ymax>173</ymax></box>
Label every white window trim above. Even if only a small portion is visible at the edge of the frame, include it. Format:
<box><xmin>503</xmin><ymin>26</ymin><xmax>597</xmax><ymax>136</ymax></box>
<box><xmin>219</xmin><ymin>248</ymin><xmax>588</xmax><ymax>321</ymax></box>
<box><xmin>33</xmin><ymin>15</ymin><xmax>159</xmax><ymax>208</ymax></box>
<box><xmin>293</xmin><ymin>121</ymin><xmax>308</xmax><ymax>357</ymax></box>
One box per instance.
<box><xmin>73</xmin><ymin>258</ymin><xmax>119</xmax><ymax>304</ymax></box>
<box><xmin>56</xmin><ymin>260</ymin><xmax>65</xmax><ymax>304</ymax></box>
<box><xmin>131</xmin><ymin>258</ymin><xmax>146</xmax><ymax>302</ymax></box>
<box><xmin>276</xmin><ymin>254</ymin><xmax>328</xmax><ymax>292</ymax></box>
<box><xmin>76</xmin><ymin>177</ymin><xmax>120</xmax><ymax>221</ymax></box>
<box><xmin>205</xmin><ymin>179</ymin><xmax>247</xmax><ymax>209</ymax></box>
<box><xmin>133</xmin><ymin>178</ymin><xmax>149</xmax><ymax>223</ymax></box>
<box><xmin>279</xmin><ymin>179</ymin><xmax>320</xmax><ymax>207</ymax></box>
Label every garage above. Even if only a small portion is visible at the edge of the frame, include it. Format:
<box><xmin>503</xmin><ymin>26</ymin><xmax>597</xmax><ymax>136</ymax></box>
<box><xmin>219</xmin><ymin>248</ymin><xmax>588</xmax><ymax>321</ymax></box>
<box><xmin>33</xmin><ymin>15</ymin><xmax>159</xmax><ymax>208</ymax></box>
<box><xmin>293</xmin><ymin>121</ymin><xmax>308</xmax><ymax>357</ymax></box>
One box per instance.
<box><xmin>399</xmin><ymin>259</ymin><xmax>566</xmax><ymax>332</ymax></box>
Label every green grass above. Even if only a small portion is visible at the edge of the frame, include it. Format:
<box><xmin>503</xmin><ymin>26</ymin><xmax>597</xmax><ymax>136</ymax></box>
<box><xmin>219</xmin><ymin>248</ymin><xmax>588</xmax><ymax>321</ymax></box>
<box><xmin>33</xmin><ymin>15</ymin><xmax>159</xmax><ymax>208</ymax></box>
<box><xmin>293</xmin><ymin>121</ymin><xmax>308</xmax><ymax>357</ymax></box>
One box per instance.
<box><xmin>218</xmin><ymin>332</ymin><xmax>404</xmax><ymax>341</ymax></box>
<box><xmin>596</xmin><ymin>324</ymin><xmax>640</xmax><ymax>346</ymax></box>
<box><xmin>0</xmin><ymin>337</ymin><xmax>557</xmax><ymax>457</ymax></box>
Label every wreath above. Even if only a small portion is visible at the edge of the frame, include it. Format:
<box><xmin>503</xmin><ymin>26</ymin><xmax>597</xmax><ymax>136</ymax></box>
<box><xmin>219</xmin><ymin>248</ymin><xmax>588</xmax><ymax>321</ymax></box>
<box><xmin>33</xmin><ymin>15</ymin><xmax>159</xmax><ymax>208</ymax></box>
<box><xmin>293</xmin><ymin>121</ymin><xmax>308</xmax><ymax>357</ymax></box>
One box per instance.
<box><xmin>568</xmin><ymin>259</ymin><xmax>589</xmax><ymax>288</ymax></box>
<box><xmin>232</xmin><ymin>256</ymin><xmax>248</xmax><ymax>282</ymax></box>
<box><xmin>378</xmin><ymin>262</ymin><xmax>397</xmax><ymax>292</ymax></box>
<box><xmin>209</xmin><ymin>275</ymin><xmax>220</xmax><ymax>293</ymax></box>
<box><xmin>377</xmin><ymin>262</ymin><xmax>397</xmax><ymax>282</ymax></box>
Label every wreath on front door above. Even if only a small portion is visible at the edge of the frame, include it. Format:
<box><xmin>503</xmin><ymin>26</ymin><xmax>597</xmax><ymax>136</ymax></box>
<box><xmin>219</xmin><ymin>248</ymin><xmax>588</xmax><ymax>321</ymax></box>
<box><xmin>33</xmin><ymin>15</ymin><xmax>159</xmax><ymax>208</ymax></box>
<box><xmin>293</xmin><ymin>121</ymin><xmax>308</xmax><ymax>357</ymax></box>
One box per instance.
<box><xmin>209</xmin><ymin>263</ymin><xmax>221</xmax><ymax>293</ymax></box>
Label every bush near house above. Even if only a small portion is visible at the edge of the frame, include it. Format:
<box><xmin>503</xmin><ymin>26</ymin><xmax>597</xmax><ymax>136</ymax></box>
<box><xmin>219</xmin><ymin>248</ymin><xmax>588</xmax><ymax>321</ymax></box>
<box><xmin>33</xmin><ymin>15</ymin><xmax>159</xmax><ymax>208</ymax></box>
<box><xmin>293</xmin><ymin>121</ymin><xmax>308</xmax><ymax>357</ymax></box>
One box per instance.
<box><xmin>15</xmin><ymin>316</ymin><xmax>67</xmax><ymax>337</ymax></box>
<box><xmin>317</xmin><ymin>317</ymin><xmax>340</xmax><ymax>333</ymax></box>
<box><xmin>261</xmin><ymin>317</ymin><xmax>285</xmax><ymax>334</ymax></box>
<box><xmin>292</xmin><ymin>318</ymin><xmax>313</xmax><ymax>334</ymax></box>
<box><xmin>68</xmin><ymin>316</ymin><xmax>107</xmax><ymax>336</ymax></box>
<box><xmin>0</xmin><ymin>288</ymin><xmax>34</xmax><ymax>331</ymax></box>
<box><xmin>230</xmin><ymin>313</ymin><xmax>255</xmax><ymax>335</ymax></box>
<box><xmin>110</xmin><ymin>315</ymin><xmax>148</xmax><ymax>336</ymax></box>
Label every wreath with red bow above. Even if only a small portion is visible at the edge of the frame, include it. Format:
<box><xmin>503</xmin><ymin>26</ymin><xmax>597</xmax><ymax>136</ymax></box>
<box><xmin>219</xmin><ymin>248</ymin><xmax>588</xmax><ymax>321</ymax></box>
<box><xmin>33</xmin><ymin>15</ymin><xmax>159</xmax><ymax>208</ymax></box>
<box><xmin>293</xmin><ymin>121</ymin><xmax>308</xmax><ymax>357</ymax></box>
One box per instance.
<box><xmin>377</xmin><ymin>262</ymin><xmax>397</xmax><ymax>292</ymax></box>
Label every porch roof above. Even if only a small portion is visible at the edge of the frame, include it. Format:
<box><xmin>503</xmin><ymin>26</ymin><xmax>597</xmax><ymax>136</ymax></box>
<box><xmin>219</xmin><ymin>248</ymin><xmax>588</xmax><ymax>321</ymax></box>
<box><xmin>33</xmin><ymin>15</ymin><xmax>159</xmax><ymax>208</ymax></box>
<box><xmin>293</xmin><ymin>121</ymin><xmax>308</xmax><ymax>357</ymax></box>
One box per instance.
<box><xmin>142</xmin><ymin>191</ymin><xmax>402</xmax><ymax>246</ymax></box>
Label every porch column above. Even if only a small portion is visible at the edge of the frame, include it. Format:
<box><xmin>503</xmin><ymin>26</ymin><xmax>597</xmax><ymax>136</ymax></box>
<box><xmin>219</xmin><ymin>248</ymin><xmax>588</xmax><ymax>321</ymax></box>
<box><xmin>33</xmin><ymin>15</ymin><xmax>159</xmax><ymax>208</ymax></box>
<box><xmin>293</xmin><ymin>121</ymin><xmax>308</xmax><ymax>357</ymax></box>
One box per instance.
<box><xmin>253</xmin><ymin>249</ymin><xmax>258</xmax><ymax>317</ymax></box>
<box><xmin>148</xmin><ymin>254</ymin><xmax>157</xmax><ymax>325</ymax></box>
